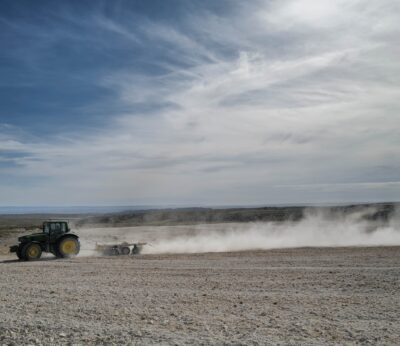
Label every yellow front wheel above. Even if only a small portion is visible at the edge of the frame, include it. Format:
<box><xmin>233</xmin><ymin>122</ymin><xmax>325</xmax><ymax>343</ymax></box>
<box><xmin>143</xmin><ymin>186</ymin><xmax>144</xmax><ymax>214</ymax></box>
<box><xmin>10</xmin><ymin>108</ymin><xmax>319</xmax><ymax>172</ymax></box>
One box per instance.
<box><xmin>57</xmin><ymin>237</ymin><xmax>80</xmax><ymax>258</ymax></box>
<box><xmin>22</xmin><ymin>243</ymin><xmax>42</xmax><ymax>261</ymax></box>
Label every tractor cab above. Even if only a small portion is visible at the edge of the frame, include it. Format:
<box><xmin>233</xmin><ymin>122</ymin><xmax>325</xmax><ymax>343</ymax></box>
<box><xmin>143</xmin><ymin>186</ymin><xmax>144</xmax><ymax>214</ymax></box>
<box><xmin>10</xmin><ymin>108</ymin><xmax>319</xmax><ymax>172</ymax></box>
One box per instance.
<box><xmin>43</xmin><ymin>221</ymin><xmax>69</xmax><ymax>235</ymax></box>
<box><xmin>43</xmin><ymin>221</ymin><xmax>70</xmax><ymax>242</ymax></box>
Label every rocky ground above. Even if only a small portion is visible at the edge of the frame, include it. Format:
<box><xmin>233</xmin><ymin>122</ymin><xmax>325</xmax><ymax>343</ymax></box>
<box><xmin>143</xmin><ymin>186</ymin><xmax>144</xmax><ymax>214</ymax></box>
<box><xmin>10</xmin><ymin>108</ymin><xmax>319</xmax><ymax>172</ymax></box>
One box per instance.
<box><xmin>1</xmin><ymin>246</ymin><xmax>400</xmax><ymax>345</ymax></box>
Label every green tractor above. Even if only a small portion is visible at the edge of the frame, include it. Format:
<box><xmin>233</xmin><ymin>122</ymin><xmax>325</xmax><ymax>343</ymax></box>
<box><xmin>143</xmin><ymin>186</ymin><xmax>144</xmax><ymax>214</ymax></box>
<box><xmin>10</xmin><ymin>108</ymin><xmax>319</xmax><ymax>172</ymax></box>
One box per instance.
<box><xmin>10</xmin><ymin>220</ymin><xmax>80</xmax><ymax>261</ymax></box>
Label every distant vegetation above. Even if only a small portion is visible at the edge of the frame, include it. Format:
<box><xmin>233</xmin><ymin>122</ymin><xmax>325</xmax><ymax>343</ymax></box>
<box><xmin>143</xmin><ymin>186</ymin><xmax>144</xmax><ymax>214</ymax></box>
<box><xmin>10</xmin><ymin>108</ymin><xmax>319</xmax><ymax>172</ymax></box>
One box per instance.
<box><xmin>74</xmin><ymin>207</ymin><xmax>304</xmax><ymax>228</ymax></box>
<box><xmin>74</xmin><ymin>203</ymin><xmax>398</xmax><ymax>228</ymax></box>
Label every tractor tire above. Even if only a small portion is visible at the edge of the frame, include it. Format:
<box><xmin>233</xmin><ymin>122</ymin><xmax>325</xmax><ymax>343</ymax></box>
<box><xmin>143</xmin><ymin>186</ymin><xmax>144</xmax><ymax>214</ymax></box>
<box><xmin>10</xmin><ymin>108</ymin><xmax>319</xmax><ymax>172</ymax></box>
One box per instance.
<box><xmin>22</xmin><ymin>242</ymin><xmax>42</xmax><ymax>261</ymax></box>
<box><xmin>121</xmin><ymin>247</ymin><xmax>130</xmax><ymax>255</ymax></box>
<box><xmin>56</xmin><ymin>236</ymin><xmax>80</xmax><ymax>258</ymax></box>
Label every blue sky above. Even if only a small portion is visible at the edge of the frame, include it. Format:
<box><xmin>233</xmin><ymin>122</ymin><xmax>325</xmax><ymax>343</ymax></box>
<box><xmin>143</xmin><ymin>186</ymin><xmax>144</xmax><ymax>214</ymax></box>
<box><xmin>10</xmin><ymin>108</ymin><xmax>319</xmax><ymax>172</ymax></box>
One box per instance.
<box><xmin>0</xmin><ymin>0</ymin><xmax>399</xmax><ymax>206</ymax></box>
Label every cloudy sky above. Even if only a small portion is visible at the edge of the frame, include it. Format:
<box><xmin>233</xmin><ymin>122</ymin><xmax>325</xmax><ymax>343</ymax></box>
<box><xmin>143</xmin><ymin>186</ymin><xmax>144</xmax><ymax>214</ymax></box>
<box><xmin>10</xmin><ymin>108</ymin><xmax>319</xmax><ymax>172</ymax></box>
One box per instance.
<box><xmin>0</xmin><ymin>0</ymin><xmax>399</xmax><ymax>206</ymax></box>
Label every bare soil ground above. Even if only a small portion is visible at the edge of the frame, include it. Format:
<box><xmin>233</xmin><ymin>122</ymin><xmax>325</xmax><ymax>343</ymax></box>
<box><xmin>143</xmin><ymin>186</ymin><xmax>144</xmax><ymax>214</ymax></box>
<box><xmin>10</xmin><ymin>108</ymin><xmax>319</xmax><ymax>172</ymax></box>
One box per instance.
<box><xmin>1</xmin><ymin>246</ymin><xmax>399</xmax><ymax>345</ymax></box>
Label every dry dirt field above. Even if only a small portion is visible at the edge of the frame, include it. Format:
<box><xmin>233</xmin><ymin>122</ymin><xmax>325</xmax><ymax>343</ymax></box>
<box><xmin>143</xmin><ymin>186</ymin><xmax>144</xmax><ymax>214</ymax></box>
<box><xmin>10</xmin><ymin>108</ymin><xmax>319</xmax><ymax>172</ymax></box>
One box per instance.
<box><xmin>1</xmin><ymin>246</ymin><xmax>400</xmax><ymax>345</ymax></box>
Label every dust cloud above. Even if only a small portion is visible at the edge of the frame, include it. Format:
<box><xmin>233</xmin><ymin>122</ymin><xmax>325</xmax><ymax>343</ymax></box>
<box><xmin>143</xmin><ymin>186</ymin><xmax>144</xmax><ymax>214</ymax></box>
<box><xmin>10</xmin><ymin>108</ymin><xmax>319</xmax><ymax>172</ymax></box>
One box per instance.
<box><xmin>143</xmin><ymin>207</ymin><xmax>400</xmax><ymax>254</ymax></box>
<box><xmin>76</xmin><ymin>207</ymin><xmax>400</xmax><ymax>256</ymax></box>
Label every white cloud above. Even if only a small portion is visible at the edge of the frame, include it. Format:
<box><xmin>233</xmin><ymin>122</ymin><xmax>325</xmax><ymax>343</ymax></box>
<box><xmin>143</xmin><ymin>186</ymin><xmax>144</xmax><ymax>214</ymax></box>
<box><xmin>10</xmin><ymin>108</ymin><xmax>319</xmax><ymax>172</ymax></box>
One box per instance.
<box><xmin>1</xmin><ymin>0</ymin><xmax>400</xmax><ymax>205</ymax></box>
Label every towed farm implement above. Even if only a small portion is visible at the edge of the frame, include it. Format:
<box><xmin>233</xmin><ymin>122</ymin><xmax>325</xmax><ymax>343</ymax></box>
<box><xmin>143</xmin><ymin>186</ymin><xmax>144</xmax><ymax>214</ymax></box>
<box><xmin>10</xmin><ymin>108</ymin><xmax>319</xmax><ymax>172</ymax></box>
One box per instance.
<box><xmin>95</xmin><ymin>242</ymin><xmax>146</xmax><ymax>256</ymax></box>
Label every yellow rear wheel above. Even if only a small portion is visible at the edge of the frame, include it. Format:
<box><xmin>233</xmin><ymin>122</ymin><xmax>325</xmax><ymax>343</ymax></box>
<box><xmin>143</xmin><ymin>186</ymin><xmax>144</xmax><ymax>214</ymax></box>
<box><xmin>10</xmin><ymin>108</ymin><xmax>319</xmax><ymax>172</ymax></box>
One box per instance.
<box><xmin>57</xmin><ymin>237</ymin><xmax>80</xmax><ymax>258</ymax></box>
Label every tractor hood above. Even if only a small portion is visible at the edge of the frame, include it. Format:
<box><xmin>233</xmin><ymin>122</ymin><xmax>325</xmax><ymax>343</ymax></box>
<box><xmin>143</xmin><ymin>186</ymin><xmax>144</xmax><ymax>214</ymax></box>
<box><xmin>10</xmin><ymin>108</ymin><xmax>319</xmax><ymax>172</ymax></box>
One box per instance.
<box><xmin>18</xmin><ymin>232</ymin><xmax>47</xmax><ymax>243</ymax></box>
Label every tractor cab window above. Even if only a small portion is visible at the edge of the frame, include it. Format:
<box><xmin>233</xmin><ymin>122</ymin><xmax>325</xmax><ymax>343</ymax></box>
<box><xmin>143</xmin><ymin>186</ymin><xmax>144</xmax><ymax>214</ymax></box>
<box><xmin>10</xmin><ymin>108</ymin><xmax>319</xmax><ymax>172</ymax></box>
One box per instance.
<box><xmin>43</xmin><ymin>222</ymin><xmax>68</xmax><ymax>234</ymax></box>
<box><xmin>51</xmin><ymin>223</ymin><xmax>61</xmax><ymax>232</ymax></box>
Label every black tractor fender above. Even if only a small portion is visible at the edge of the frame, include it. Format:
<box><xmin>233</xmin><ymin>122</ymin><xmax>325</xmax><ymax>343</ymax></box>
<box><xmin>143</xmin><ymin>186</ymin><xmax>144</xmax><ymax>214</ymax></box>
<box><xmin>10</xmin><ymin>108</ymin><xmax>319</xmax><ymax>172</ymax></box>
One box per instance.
<box><xmin>57</xmin><ymin>233</ymin><xmax>79</xmax><ymax>241</ymax></box>
<box><xmin>21</xmin><ymin>241</ymin><xmax>43</xmax><ymax>249</ymax></box>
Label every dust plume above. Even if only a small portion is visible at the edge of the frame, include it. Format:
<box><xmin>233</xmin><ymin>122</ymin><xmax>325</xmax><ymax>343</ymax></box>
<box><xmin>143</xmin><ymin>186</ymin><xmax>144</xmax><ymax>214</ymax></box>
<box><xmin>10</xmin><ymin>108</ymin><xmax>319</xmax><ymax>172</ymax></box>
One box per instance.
<box><xmin>142</xmin><ymin>207</ymin><xmax>400</xmax><ymax>254</ymax></box>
